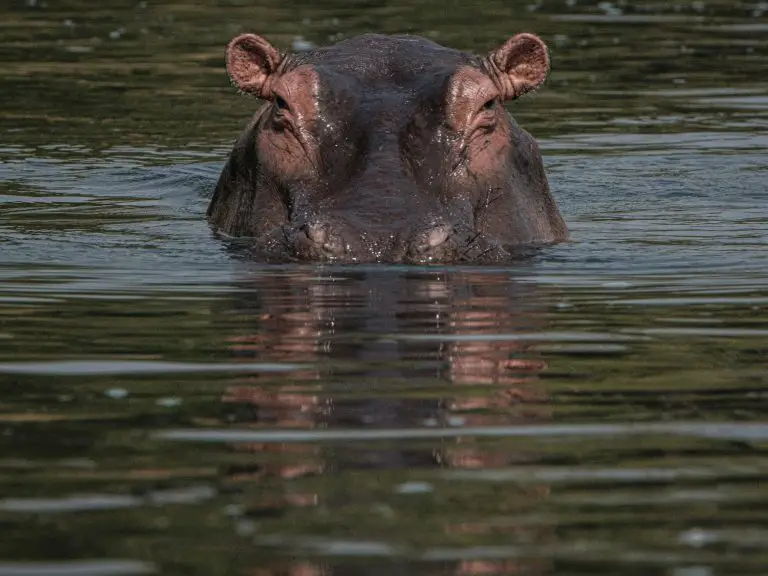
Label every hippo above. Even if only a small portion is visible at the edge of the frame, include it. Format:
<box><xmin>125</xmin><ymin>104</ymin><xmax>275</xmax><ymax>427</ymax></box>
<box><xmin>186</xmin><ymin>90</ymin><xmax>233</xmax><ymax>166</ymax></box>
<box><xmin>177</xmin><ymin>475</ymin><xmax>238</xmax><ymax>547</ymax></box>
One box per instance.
<box><xmin>207</xmin><ymin>31</ymin><xmax>567</xmax><ymax>263</ymax></box>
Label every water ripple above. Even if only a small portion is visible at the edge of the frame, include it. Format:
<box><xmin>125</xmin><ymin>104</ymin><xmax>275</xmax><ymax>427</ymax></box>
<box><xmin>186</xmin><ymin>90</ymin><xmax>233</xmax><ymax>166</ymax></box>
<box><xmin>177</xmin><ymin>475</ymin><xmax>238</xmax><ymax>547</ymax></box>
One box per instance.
<box><xmin>0</xmin><ymin>360</ymin><xmax>306</xmax><ymax>375</ymax></box>
<box><xmin>0</xmin><ymin>561</ymin><xmax>154</xmax><ymax>576</ymax></box>
<box><xmin>155</xmin><ymin>422</ymin><xmax>768</xmax><ymax>444</ymax></box>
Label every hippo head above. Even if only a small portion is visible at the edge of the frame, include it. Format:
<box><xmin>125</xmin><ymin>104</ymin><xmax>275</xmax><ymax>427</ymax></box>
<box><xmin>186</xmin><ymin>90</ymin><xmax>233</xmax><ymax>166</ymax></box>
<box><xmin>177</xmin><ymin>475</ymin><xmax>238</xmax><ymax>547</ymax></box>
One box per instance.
<box><xmin>208</xmin><ymin>32</ymin><xmax>567</xmax><ymax>263</ymax></box>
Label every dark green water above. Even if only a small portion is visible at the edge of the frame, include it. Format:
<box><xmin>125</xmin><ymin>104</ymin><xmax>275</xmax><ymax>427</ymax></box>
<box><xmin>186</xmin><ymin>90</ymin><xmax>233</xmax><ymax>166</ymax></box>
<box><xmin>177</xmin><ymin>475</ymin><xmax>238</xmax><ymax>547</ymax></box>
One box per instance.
<box><xmin>1</xmin><ymin>1</ymin><xmax>768</xmax><ymax>574</ymax></box>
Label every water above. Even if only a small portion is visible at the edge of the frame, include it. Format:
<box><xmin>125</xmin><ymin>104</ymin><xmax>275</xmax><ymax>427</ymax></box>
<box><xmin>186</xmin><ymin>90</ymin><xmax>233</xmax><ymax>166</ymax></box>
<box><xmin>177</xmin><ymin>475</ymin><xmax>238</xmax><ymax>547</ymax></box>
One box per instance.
<box><xmin>1</xmin><ymin>0</ymin><xmax>767</xmax><ymax>574</ymax></box>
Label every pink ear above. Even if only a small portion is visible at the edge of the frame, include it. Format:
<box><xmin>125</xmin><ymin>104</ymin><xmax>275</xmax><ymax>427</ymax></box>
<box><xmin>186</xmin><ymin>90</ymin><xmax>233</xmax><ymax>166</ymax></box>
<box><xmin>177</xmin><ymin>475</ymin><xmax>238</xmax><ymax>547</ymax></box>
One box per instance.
<box><xmin>226</xmin><ymin>33</ymin><xmax>283</xmax><ymax>98</ymax></box>
<box><xmin>487</xmin><ymin>33</ymin><xmax>550</xmax><ymax>100</ymax></box>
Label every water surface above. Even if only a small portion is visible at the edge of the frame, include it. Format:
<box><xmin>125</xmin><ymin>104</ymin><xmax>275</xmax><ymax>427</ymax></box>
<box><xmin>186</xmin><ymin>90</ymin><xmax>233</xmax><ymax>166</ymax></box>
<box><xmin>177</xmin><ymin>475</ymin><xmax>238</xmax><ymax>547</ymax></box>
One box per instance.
<box><xmin>1</xmin><ymin>1</ymin><xmax>767</xmax><ymax>574</ymax></box>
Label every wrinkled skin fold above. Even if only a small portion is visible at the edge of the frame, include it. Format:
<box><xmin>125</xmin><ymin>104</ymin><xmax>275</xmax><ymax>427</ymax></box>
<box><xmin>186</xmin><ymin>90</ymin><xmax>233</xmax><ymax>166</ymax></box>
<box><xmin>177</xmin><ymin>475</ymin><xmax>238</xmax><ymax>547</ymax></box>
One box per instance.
<box><xmin>208</xmin><ymin>32</ymin><xmax>568</xmax><ymax>263</ymax></box>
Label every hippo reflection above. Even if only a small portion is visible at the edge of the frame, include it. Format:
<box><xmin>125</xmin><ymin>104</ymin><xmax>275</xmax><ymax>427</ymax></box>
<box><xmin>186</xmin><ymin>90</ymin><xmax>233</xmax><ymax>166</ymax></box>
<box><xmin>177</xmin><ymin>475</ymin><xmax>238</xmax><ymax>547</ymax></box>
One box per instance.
<box><xmin>216</xmin><ymin>270</ymin><xmax>556</xmax><ymax>575</ymax></box>
<box><xmin>208</xmin><ymin>32</ymin><xmax>567</xmax><ymax>263</ymax></box>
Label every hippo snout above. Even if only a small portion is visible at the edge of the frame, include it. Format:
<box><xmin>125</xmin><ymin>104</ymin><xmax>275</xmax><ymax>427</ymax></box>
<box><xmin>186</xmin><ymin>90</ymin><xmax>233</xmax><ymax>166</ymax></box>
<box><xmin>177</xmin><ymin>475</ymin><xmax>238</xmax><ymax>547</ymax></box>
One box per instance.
<box><xmin>285</xmin><ymin>214</ymin><xmax>508</xmax><ymax>264</ymax></box>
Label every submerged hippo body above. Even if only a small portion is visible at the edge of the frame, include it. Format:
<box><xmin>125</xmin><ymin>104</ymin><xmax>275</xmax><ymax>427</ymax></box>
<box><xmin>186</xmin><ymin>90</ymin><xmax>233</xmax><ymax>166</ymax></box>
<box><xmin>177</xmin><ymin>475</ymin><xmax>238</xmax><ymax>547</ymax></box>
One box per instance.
<box><xmin>208</xmin><ymin>32</ymin><xmax>567</xmax><ymax>263</ymax></box>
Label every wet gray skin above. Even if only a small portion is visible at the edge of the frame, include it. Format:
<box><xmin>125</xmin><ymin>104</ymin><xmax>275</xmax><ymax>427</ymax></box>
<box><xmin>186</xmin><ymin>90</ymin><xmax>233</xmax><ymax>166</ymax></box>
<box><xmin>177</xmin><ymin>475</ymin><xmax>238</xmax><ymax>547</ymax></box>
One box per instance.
<box><xmin>207</xmin><ymin>33</ymin><xmax>568</xmax><ymax>263</ymax></box>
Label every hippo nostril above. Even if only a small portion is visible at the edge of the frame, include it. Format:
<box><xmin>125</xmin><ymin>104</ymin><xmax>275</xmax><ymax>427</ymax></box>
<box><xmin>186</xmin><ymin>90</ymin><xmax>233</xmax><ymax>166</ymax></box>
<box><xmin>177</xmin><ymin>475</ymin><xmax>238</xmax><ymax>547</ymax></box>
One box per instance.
<box><xmin>427</xmin><ymin>226</ymin><xmax>450</xmax><ymax>248</ymax></box>
<box><xmin>304</xmin><ymin>222</ymin><xmax>327</xmax><ymax>245</ymax></box>
<box><xmin>299</xmin><ymin>221</ymin><xmax>347</xmax><ymax>257</ymax></box>
<box><xmin>410</xmin><ymin>224</ymin><xmax>453</xmax><ymax>257</ymax></box>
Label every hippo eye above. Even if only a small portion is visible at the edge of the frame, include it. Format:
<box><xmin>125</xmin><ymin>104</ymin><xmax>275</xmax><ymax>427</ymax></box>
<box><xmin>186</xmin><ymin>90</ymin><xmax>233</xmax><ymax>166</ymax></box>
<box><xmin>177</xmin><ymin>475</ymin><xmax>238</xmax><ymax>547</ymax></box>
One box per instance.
<box><xmin>274</xmin><ymin>95</ymin><xmax>290</xmax><ymax>113</ymax></box>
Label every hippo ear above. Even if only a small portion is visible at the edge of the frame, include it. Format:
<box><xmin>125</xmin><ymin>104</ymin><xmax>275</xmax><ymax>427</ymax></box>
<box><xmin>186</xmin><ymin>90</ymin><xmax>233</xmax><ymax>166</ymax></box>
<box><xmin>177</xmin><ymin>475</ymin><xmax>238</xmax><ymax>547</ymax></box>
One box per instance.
<box><xmin>226</xmin><ymin>33</ymin><xmax>283</xmax><ymax>98</ymax></box>
<box><xmin>486</xmin><ymin>33</ymin><xmax>550</xmax><ymax>100</ymax></box>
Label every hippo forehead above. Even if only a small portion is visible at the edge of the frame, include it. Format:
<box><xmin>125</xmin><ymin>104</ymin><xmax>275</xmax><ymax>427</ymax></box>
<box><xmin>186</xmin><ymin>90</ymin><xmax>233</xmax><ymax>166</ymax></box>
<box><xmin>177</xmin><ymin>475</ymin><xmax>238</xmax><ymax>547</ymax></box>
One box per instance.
<box><xmin>286</xmin><ymin>34</ymin><xmax>480</xmax><ymax>90</ymax></box>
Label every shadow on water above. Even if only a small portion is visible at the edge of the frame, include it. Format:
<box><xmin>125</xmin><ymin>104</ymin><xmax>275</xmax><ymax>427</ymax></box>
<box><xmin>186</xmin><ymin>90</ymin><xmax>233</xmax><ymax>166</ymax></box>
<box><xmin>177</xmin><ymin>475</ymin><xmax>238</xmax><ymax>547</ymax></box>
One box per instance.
<box><xmin>1</xmin><ymin>0</ymin><xmax>768</xmax><ymax>574</ymax></box>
